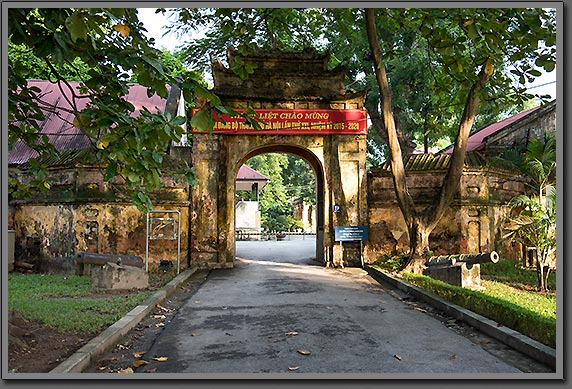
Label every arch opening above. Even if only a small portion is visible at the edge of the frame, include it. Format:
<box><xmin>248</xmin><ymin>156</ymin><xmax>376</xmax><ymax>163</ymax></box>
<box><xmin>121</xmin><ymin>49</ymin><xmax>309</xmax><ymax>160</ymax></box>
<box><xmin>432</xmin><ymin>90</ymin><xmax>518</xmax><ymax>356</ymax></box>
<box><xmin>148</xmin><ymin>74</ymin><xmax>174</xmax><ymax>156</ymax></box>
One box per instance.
<box><xmin>232</xmin><ymin>144</ymin><xmax>325</xmax><ymax>265</ymax></box>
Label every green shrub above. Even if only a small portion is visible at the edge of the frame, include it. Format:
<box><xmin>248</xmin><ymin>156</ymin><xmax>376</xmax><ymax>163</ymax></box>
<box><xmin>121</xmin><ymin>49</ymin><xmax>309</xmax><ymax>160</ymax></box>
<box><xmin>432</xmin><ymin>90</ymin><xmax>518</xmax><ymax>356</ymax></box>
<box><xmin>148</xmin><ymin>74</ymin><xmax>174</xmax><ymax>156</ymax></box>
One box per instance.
<box><xmin>375</xmin><ymin>254</ymin><xmax>407</xmax><ymax>272</ymax></box>
<box><xmin>397</xmin><ymin>271</ymin><xmax>556</xmax><ymax>347</ymax></box>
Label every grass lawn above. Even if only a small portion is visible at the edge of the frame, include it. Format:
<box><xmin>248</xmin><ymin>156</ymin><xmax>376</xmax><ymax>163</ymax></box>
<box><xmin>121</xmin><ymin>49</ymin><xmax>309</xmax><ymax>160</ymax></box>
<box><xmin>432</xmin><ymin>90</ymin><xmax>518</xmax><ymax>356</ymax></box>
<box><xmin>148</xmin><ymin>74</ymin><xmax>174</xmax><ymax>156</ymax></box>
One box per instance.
<box><xmin>8</xmin><ymin>274</ymin><xmax>154</xmax><ymax>332</ymax></box>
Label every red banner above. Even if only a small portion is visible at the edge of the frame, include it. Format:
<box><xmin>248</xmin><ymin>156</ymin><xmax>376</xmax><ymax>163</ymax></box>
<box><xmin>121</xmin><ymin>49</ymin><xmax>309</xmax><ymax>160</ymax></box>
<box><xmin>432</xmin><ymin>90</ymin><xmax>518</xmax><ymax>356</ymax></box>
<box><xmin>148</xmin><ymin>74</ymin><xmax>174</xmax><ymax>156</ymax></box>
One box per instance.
<box><xmin>191</xmin><ymin>108</ymin><xmax>368</xmax><ymax>135</ymax></box>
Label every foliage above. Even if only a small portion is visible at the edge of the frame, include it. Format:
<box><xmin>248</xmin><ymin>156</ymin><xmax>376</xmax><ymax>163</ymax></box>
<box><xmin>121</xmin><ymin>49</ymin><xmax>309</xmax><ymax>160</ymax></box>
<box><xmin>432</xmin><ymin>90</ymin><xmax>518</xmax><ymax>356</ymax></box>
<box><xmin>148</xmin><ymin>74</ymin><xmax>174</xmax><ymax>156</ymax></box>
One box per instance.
<box><xmin>263</xmin><ymin>205</ymin><xmax>303</xmax><ymax>233</ymax></box>
<box><xmin>8</xmin><ymin>40</ymin><xmax>92</xmax><ymax>81</ymax></box>
<box><xmin>130</xmin><ymin>48</ymin><xmax>203</xmax><ymax>82</ymax></box>
<box><xmin>283</xmin><ymin>154</ymin><xmax>316</xmax><ymax>206</ymax></box>
<box><xmin>374</xmin><ymin>254</ymin><xmax>408</xmax><ymax>272</ymax></box>
<box><xmin>7</xmin><ymin>8</ymin><xmax>259</xmax><ymax>210</ymax></box>
<box><xmin>165</xmin><ymin>8</ymin><xmax>329</xmax><ymax>72</ymax></box>
<box><xmin>163</xmin><ymin>7</ymin><xmax>555</xmax><ymax>265</ymax></box>
<box><xmin>8</xmin><ymin>273</ymin><xmax>153</xmax><ymax>332</ymax></box>
<box><xmin>504</xmin><ymin>191</ymin><xmax>556</xmax><ymax>291</ymax></box>
<box><xmin>386</xmin><ymin>269</ymin><xmax>556</xmax><ymax>347</ymax></box>
<box><xmin>361</xmin><ymin>8</ymin><xmax>555</xmax><ymax>268</ymax></box>
<box><xmin>240</xmin><ymin>153</ymin><xmax>312</xmax><ymax>232</ymax></box>
<box><xmin>502</xmin><ymin>133</ymin><xmax>556</xmax><ymax>291</ymax></box>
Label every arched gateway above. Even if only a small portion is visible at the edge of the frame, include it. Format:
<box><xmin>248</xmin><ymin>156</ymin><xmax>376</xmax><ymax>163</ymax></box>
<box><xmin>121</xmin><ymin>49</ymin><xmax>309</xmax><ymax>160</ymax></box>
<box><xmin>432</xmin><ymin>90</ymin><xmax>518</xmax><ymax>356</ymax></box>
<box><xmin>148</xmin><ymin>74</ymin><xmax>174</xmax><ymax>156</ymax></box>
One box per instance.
<box><xmin>190</xmin><ymin>48</ymin><xmax>368</xmax><ymax>269</ymax></box>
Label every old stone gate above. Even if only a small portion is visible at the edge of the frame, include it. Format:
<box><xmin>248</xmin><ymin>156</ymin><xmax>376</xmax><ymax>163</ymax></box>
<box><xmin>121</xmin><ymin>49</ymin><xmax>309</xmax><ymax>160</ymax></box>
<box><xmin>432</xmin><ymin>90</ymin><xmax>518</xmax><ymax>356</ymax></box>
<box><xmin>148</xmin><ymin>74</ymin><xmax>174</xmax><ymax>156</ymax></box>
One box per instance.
<box><xmin>189</xmin><ymin>48</ymin><xmax>368</xmax><ymax>269</ymax></box>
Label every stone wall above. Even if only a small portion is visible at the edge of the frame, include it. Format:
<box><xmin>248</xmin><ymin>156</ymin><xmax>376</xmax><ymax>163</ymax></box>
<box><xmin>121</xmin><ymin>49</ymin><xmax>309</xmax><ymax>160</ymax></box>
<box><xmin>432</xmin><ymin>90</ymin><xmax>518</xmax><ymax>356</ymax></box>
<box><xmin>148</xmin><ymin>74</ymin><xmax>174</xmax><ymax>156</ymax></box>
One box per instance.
<box><xmin>293</xmin><ymin>199</ymin><xmax>316</xmax><ymax>233</ymax></box>
<box><xmin>9</xmin><ymin>165</ymin><xmax>190</xmax><ymax>273</ymax></box>
<box><xmin>365</xmin><ymin>162</ymin><xmax>527</xmax><ymax>264</ymax></box>
<box><xmin>235</xmin><ymin>200</ymin><xmax>262</xmax><ymax>233</ymax></box>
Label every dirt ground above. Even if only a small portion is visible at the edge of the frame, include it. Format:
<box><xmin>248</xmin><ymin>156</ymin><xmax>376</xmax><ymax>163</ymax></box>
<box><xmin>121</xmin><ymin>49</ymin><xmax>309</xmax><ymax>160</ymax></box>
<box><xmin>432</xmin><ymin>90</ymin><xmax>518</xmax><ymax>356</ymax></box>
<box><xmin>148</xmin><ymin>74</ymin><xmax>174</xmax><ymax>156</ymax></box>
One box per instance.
<box><xmin>8</xmin><ymin>310</ymin><xmax>97</xmax><ymax>373</ymax></box>
<box><xmin>83</xmin><ymin>271</ymin><xmax>209</xmax><ymax>374</ymax></box>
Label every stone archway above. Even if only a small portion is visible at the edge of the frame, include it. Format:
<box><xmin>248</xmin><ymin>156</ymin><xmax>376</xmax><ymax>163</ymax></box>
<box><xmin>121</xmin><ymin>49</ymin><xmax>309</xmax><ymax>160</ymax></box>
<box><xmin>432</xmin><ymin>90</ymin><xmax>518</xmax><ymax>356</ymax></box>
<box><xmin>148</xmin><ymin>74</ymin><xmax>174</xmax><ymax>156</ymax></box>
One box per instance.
<box><xmin>189</xmin><ymin>48</ymin><xmax>368</xmax><ymax>269</ymax></box>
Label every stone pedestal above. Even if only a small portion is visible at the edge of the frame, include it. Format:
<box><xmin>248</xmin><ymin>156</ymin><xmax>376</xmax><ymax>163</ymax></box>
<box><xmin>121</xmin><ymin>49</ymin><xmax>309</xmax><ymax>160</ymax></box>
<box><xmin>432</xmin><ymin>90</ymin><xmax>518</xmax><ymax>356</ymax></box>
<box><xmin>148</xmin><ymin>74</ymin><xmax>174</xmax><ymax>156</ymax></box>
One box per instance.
<box><xmin>91</xmin><ymin>262</ymin><xmax>149</xmax><ymax>291</ymax></box>
<box><xmin>423</xmin><ymin>263</ymin><xmax>482</xmax><ymax>289</ymax></box>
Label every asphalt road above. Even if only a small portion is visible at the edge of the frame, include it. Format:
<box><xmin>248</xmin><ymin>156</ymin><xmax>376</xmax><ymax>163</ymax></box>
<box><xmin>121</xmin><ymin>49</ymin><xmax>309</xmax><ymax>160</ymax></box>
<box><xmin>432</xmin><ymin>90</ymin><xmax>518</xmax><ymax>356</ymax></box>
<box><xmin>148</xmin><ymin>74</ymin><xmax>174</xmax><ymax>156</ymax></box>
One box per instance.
<box><xmin>120</xmin><ymin>238</ymin><xmax>531</xmax><ymax>376</ymax></box>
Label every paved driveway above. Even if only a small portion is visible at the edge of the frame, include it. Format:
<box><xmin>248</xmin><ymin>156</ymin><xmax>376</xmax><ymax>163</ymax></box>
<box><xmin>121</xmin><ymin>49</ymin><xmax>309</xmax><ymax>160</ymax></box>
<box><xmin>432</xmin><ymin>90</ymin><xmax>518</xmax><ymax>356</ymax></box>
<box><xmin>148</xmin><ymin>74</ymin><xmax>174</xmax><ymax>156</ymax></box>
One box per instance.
<box><xmin>135</xmin><ymin>239</ymin><xmax>523</xmax><ymax>376</ymax></box>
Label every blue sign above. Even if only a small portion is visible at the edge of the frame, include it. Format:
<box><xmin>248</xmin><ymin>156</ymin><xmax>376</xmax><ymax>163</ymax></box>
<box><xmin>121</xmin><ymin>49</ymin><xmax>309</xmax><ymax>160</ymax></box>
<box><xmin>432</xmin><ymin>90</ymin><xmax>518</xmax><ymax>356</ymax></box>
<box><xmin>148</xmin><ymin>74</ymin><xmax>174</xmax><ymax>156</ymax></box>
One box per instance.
<box><xmin>335</xmin><ymin>226</ymin><xmax>368</xmax><ymax>242</ymax></box>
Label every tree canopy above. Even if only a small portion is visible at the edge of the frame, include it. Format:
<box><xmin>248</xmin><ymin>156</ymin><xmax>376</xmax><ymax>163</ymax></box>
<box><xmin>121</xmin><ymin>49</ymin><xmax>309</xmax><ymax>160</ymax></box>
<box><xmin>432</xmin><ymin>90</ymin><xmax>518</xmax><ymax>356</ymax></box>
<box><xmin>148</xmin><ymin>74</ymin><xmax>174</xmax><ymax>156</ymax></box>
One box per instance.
<box><xmin>165</xmin><ymin>7</ymin><xmax>554</xmax><ymax>155</ymax></box>
<box><xmin>7</xmin><ymin>8</ymin><xmax>255</xmax><ymax>209</ymax></box>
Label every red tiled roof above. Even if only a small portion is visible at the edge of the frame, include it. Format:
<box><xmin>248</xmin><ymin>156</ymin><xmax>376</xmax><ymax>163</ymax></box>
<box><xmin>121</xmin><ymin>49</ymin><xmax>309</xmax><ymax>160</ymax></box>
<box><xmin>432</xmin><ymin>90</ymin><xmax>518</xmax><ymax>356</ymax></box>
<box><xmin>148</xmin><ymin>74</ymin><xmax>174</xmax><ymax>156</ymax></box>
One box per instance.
<box><xmin>9</xmin><ymin>80</ymin><xmax>167</xmax><ymax>165</ymax></box>
<box><xmin>441</xmin><ymin>105</ymin><xmax>541</xmax><ymax>154</ymax></box>
<box><xmin>236</xmin><ymin>164</ymin><xmax>270</xmax><ymax>181</ymax></box>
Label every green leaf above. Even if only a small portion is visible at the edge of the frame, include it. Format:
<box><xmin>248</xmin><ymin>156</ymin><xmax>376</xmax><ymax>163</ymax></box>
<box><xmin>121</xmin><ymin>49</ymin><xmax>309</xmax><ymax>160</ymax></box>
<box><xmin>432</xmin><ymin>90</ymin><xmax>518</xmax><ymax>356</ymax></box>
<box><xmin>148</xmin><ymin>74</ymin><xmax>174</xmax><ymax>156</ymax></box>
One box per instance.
<box><xmin>543</xmin><ymin>61</ymin><xmax>555</xmax><ymax>72</ymax></box>
<box><xmin>190</xmin><ymin>108</ymin><xmax>215</xmax><ymax>132</ymax></box>
<box><xmin>214</xmin><ymin>105</ymin><xmax>239</xmax><ymax>117</ymax></box>
<box><xmin>194</xmin><ymin>84</ymin><xmax>221</xmax><ymax>106</ymax></box>
<box><xmin>467</xmin><ymin>24</ymin><xmax>478</xmax><ymax>40</ymax></box>
<box><xmin>171</xmin><ymin>116</ymin><xmax>186</xmax><ymax>126</ymax></box>
<box><xmin>142</xmin><ymin>56</ymin><xmax>166</xmax><ymax>76</ymax></box>
<box><xmin>151</xmin><ymin>169</ymin><xmax>161</xmax><ymax>187</ymax></box>
<box><xmin>127</xmin><ymin>172</ymin><xmax>140</xmax><ymax>183</ymax></box>
<box><xmin>104</xmin><ymin>163</ymin><xmax>118</xmax><ymax>181</ymax></box>
<box><xmin>65</xmin><ymin>12</ymin><xmax>89</xmax><ymax>43</ymax></box>
<box><xmin>152</xmin><ymin>152</ymin><xmax>163</xmax><ymax>164</ymax></box>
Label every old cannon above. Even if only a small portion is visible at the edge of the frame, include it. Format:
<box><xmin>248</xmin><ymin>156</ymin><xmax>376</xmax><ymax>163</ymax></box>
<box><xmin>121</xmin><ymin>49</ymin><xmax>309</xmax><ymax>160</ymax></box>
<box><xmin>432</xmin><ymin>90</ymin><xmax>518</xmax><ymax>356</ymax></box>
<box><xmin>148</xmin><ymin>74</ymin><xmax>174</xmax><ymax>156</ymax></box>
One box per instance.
<box><xmin>423</xmin><ymin>252</ymin><xmax>499</xmax><ymax>289</ymax></box>
<box><xmin>75</xmin><ymin>252</ymin><xmax>144</xmax><ymax>276</ymax></box>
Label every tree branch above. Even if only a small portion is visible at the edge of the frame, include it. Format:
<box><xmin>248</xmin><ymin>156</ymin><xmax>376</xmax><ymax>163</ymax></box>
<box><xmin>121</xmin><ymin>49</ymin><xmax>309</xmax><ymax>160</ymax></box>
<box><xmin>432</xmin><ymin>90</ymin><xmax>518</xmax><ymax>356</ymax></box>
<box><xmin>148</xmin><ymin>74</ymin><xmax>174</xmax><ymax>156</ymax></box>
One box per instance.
<box><xmin>429</xmin><ymin>60</ymin><xmax>491</xmax><ymax>227</ymax></box>
<box><xmin>365</xmin><ymin>8</ymin><xmax>416</xmax><ymax>222</ymax></box>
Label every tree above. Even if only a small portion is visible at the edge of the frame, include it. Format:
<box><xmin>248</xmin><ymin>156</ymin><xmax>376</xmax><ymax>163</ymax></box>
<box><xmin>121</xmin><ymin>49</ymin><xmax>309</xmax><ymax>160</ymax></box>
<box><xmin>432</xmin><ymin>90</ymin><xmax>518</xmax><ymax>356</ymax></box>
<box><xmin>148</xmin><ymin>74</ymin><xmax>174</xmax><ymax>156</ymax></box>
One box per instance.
<box><xmin>237</xmin><ymin>154</ymin><xmax>312</xmax><ymax>233</ymax></box>
<box><xmin>503</xmin><ymin>134</ymin><xmax>556</xmax><ymax>291</ymax></box>
<box><xmin>504</xmin><ymin>191</ymin><xmax>556</xmax><ymax>292</ymax></box>
<box><xmin>244</xmin><ymin>153</ymin><xmax>292</xmax><ymax>232</ymax></box>
<box><xmin>7</xmin><ymin>8</ymin><xmax>259</xmax><ymax>210</ymax></box>
<box><xmin>283</xmin><ymin>155</ymin><xmax>316</xmax><ymax>206</ymax></box>
<box><xmin>8</xmin><ymin>40</ymin><xmax>92</xmax><ymax>81</ymax></box>
<box><xmin>9</xmin><ymin>7</ymin><xmax>556</xmax><ymax>265</ymax></box>
<box><xmin>363</xmin><ymin>8</ymin><xmax>555</xmax><ymax>272</ymax></box>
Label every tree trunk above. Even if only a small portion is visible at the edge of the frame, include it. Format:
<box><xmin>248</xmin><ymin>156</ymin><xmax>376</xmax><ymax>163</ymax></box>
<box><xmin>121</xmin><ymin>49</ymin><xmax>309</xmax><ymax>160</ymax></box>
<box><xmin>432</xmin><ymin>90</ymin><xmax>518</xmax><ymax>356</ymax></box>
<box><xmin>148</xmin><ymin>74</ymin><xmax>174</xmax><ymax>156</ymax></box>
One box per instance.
<box><xmin>364</xmin><ymin>8</ymin><xmax>415</xmax><ymax>227</ymax></box>
<box><xmin>423</xmin><ymin>116</ymin><xmax>429</xmax><ymax>154</ymax></box>
<box><xmin>536</xmin><ymin>258</ymin><xmax>545</xmax><ymax>292</ymax></box>
<box><xmin>364</xmin><ymin>84</ymin><xmax>417</xmax><ymax>155</ymax></box>
<box><xmin>536</xmin><ymin>248</ymin><xmax>547</xmax><ymax>292</ymax></box>
<box><xmin>402</xmin><ymin>220</ymin><xmax>432</xmax><ymax>274</ymax></box>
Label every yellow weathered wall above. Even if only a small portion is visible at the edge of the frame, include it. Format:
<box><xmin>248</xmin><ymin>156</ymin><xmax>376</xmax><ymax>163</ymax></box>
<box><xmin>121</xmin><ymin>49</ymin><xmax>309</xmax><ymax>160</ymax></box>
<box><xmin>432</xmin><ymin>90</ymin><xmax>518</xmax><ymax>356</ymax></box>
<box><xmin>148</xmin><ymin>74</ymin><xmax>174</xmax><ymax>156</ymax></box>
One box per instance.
<box><xmin>366</xmin><ymin>166</ymin><xmax>527</xmax><ymax>264</ymax></box>
<box><xmin>10</xmin><ymin>165</ymin><xmax>190</xmax><ymax>272</ymax></box>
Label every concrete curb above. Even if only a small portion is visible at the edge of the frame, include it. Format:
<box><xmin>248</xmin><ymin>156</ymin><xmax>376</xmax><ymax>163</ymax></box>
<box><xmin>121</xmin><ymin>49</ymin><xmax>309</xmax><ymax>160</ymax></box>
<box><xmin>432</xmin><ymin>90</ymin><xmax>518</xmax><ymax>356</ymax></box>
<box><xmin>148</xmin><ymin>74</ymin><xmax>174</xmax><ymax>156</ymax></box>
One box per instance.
<box><xmin>49</xmin><ymin>267</ymin><xmax>197</xmax><ymax>373</ymax></box>
<box><xmin>365</xmin><ymin>265</ymin><xmax>556</xmax><ymax>369</ymax></box>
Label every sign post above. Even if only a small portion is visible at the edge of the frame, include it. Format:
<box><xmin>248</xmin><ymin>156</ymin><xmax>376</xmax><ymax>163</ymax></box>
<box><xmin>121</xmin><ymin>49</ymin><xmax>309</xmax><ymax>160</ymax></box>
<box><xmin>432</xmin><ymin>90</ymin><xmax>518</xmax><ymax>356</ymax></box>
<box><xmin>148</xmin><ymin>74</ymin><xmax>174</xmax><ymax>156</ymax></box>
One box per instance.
<box><xmin>146</xmin><ymin>210</ymin><xmax>181</xmax><ymax>274</ymax></box>
<box><xmin>334</xmin><ymin>226</ymin><xmax>368</xmax><ymax>268</ymax></box>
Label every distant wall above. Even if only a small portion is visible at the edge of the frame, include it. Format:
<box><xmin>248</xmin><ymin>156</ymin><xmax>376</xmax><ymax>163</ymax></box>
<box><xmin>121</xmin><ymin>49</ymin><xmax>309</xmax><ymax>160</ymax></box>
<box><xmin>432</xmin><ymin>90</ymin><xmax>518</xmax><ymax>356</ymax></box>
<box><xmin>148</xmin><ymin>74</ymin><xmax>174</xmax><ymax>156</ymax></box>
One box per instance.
<box><xmin>293</xmin><ymin>200</ymin><xmax>316</xmax><ymax>233</ymax></box>
<box><xmin>484</xmin><ymin>102</ymin><xmax>556</xmax><ymax>154</ymax></box>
